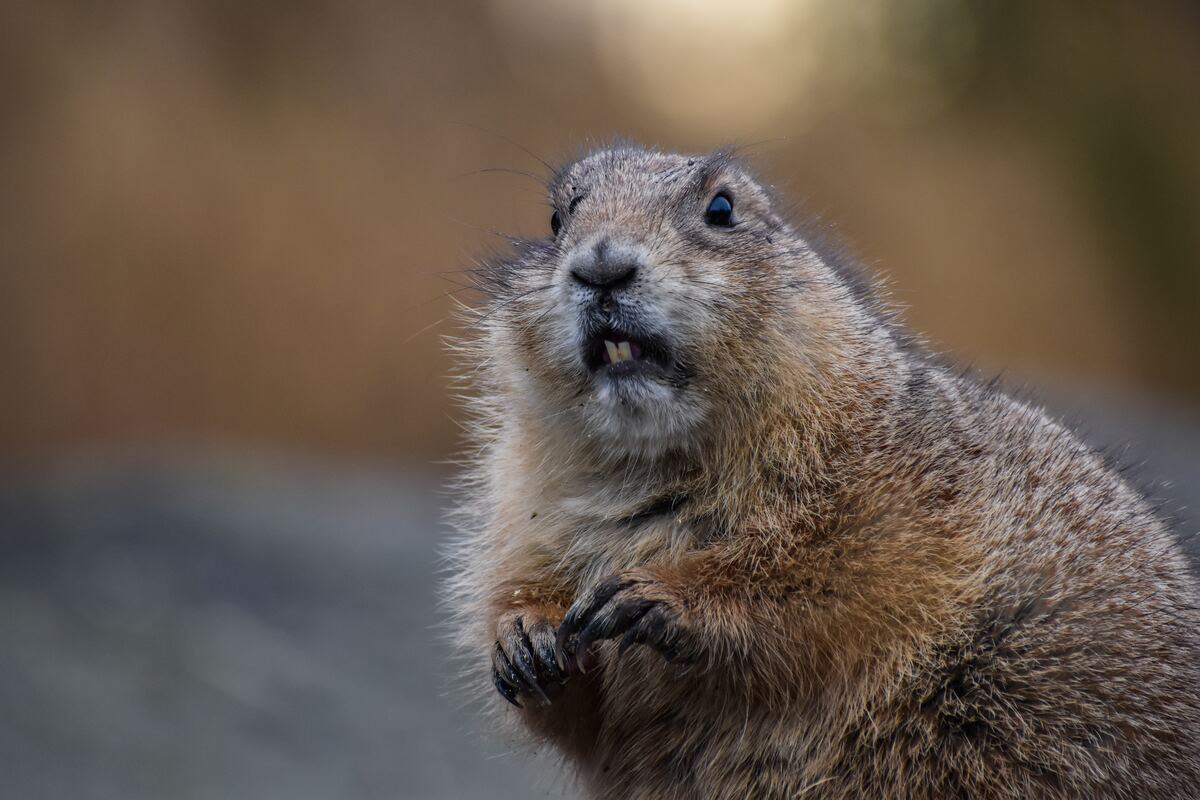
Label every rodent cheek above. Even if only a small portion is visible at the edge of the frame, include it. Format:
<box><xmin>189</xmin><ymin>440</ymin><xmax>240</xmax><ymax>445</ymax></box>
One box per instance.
<box><xmin>539</xmin><ymin>299</ymin><xmax>590</xmax><ymax>370</ymax></box>
<box><xmin>502</xmin><ymin>287</ymin><xmax>578</xmax><ymax>374</ymax></box>
<box><xmin>656</xmin><ymin>287</ymin><xmax>721</xmax><ymax>348</ymax></box>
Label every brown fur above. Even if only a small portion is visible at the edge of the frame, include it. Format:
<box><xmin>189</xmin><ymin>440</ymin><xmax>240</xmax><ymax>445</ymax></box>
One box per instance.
<box><xmin>445</xmin><ymin>144</ymin><xmax>1200</xmax><ymax>798</ymax></box>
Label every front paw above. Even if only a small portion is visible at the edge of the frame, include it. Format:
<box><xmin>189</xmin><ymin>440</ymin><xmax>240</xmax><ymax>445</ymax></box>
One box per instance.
<box><xmin>556</xmin><ymin>571</ymin><xmax>692</xmax><ymax>671</ymax></box>
<box><xmin>492</xmin><ymin>611</ymin><xmax>566</xmax><ymax>708</ymax></box>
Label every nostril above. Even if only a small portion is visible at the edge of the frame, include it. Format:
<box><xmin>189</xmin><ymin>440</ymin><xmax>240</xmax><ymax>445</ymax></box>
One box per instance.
<box><xmin>606</xmin><ymin>264</ymin><xmax>637</xmax><ymax>288</ymax></box>
<box><xmin>571</xmin><ymin>262</ymin><xmax>638</xmax><ymax>290</ymax></box>
<box><xmin>568</xmin><ymin>239</ymin><xmax>643</xmax><ymax>290</ymax></box>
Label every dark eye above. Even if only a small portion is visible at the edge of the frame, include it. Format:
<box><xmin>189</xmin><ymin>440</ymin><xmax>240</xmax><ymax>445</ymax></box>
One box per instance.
<box><xmin>705</xmin><ymin>193</ymin><xmax>734</xmax><ymax>227</ymax></box>
<box><xmin>550</xmin><ymin>210</ymin><xmax>562</xmax><ymax>236</ymax></box>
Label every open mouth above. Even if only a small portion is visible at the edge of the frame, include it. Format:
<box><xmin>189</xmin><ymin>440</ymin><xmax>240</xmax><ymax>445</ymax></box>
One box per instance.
<box><xmin>582</xmin><ymin>327</ymin><xmax>673</xmax><ymax>376</ymax></box>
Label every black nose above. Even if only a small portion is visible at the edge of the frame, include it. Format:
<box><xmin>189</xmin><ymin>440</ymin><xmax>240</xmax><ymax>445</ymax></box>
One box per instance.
<box><xmin>569</xmin><ymin>238</ymin><xmax>639</xmax><ymax>290</ymax></box>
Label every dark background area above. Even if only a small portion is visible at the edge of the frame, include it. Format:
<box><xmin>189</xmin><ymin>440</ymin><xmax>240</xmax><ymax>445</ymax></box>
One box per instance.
<box><xmin>1</xmin><ymin>1</ymin><xmax>1198</xmax><ymax>797</ymax></box>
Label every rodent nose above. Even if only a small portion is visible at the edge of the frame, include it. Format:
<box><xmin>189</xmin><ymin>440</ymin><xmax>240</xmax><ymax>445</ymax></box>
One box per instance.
<box><xmin>569</xmin><ymin>238</ymin><xmax>639</xmax><ymax>290</ymax></box>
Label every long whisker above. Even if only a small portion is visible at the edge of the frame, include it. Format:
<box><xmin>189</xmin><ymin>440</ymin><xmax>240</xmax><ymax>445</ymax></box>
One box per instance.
<box><xmin>444</xmin><ymin>121</ymin><xmax>554</xmax><ymax>174</ymax></box>
<box><xmin>469</xmin><ymin>283</ymin><xmax>556</xmax><ymax>327</ymax></box>
<box><xmin>447</xmin><ymin>217</ymin><xmax>524</xmax><ymax>244</ymax></box>
<box><xmin>402</xmin><ymin>316</ymin><xmax>449</xmax><ymax>345</ymax></box>
<box><xmin>459</xmin><ymin>167</ymin><xmax>544</xmax><ymax>186</ymax></box>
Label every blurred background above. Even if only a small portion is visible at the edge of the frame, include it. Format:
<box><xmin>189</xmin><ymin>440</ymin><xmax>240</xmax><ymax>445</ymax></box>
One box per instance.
<box><xmin>1</xmin><ymin>1</ymin><xmax>1198</xmax><ymax>797</ymax></box>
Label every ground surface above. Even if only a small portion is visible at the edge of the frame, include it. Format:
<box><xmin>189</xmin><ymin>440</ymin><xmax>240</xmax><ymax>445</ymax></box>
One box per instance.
<box><xmin>1</xmin><ymin>388</ymin><xmax>1198</xmax><ymax>799</ymax></box>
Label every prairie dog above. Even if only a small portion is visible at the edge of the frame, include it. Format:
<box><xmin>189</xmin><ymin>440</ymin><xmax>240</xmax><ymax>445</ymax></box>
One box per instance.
<box><xmin>445</xmin><ymin>145</ymin><xmax>1200</xmax><ymax>798</ymax></box>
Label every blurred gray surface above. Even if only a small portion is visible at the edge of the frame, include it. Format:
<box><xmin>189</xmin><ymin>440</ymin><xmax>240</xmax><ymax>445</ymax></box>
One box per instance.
<box><xmin>0</xmin><ymin>457</ymin><xmax>569</xmax><ymax>800</ymax></box>
<box><xmin>0</xmin><ymin>388</ymin><xmax>1198</xmax><ymax>800</ymax></box>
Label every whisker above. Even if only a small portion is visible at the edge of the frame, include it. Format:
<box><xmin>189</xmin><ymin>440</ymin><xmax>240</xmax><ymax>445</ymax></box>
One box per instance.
<box><xmin>459</xmin><ymin>166</ymin><xmax>544</xmax><ymax>186</ymax></box>
<box><xmin>447</xmin><ymin>217</ymin><xmax>524</xmax><ymax>243</ymax></box>
<box><xmin>402</xmin><ymin>316</ymin><xmax>449</xmax><ymax>345</ymax></box>
<box><xmin>469</xmin><ymin>283</ymin><xmax>556</xmax><ymax>327</ymax></box>
<box><xmin>444</xmin><ymin>121</ymin><xmax>554</xmax><ymax>174</ymax></box>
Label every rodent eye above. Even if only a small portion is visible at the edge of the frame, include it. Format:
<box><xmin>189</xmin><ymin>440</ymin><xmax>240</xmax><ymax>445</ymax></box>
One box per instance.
<box><xmin>550</xmin><ymin>210</ymin><xmax>562</xmax><ymax>237</ymax></box>
<box><xmin>705</xmin><ymin>193</ymin><xmax>734</xmax><ymax>227</ymax></box>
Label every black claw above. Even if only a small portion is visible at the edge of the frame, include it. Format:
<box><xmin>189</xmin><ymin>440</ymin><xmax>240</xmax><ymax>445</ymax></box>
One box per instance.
<box><xmin>557</xmin><ymin>575</ymin><xmax>694</xmax><ymax>671</ymax></box>
<box><xmin>492</xmin><ymin>667</ymin><xmax>521</xmax><ymax>707</ymax></box>
<box><xmin>493</xmin><ymin>616</ymin><xmax>569</xmax><ymax>707</ymax></box>
<box><xmin>558</xmin><ymin>576</ymin><xmax>635</xmax><ymax>654</ymax></box>
<box><xmin>575</xmin><ymin>596</ymin><xmax>654</xmax><ymax>657</ymax></box>
<box><xmin>494</xmin><ymin>642</ymin><xmax>535</xmax><ymax>698</ymax></box>
<box><xmin>532</xmin><ymin>632</ymin><xmax>565</xmax><ymax>683</ymax></box>
<box><xmin>523</xmin><ymin>618</ymin><xmax>566</xmax><ymax>689</ymax></box>
<box><xmin>508</xmin><ymin>630</ymin><xmax>550</xmax><ymax>705</ymax></box>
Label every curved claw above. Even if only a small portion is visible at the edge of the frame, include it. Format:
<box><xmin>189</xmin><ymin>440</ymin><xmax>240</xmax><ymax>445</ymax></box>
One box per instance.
<box><xmin>494</xmin><ymin>642</ymin><xmax>536</xmax><ymax>698</ymax></box>
<box><xmin>575</xmin><ymin>596</ymin><xmax>654</xmax><ymax>658</ymax></box>
<box><xmin>557</xmin><ymin>575</ymin><xmax>634</xmax><ymax>656</ymax></box>
<box><xmin>557</xmin><ymin>573</ymin><xmax>690</xmax><ymax>670</ymax></box>
<box><xmin>492</xmin><ymin>664</ymin><xmax>522</xmax><ymax>707</ymax></box>
<box><xmin>525</xmin><ymin>620</ymin><xmax>565</xmax><ymax>683</ymax></box>
<box><xmin>507</xmin><ymin>625</ymin><xmax>551</xmax><ymax>705</ymax></box>
<box><xmin>491</xmin><ymin>613</ymin><xmax>567</xmax><ymax>707</ymax></box>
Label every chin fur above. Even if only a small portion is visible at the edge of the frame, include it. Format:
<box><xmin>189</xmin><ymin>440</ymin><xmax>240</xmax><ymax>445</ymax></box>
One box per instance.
<box><xmin>580</xmin><ymin>375</ymin><xmax>708</xmax><ymax>458</ymax></box>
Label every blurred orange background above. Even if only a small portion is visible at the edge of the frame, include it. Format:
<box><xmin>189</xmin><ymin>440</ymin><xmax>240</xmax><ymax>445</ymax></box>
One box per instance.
<box><xmin>2</xmin><ymin>0</ymin><xmax>1199</xmax><ymax>469</ymax></box>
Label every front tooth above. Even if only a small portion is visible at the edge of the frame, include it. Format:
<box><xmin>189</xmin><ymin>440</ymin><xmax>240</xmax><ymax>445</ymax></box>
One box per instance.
<box><xmin>605</xmin><ymin>340</ymin><xmax>620</xmax><ymax>364</ymax></box>
<box><xmin>617</xmin><ymin>342</ymin><xmax>633</xmax><ymax>362</ymax></box>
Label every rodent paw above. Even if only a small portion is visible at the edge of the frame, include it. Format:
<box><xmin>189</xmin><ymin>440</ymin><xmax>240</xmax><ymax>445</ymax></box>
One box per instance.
<box><xmin>556</xmin><ymin>571</ymin><xmax>692</xmax><ymax>671</ymax></box>
<box><xmin>491</xmin><ymin>612</ymin><xmax>566</xmax><ymax>708</ymax></box>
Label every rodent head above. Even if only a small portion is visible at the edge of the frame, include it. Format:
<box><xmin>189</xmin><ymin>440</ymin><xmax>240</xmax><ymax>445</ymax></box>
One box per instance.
<box><xmin>471</xmin><ymin>144</ymin><xmax>865</xmax><ymax>461</ymax></box>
